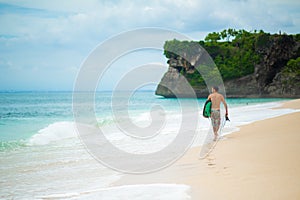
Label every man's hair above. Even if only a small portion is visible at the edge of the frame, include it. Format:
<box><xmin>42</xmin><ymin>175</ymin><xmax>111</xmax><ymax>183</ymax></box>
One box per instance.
<box><xmin>213</xmin><ymin>86</ymin><xmax>219</xmax><ymax>92</ymax></box>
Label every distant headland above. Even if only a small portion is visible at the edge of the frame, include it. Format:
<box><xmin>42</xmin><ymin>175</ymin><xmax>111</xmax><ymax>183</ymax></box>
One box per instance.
<box><xmin>155</xmin><ymin>29</ymin><xmax>300</xmax><ymax>98</ymax></box>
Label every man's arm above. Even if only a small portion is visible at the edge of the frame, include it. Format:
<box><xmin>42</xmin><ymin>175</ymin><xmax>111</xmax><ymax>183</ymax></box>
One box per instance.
<box><xmin>207</xmin><ymin>94</ymin><xmax>212</xmax><ymax>100</ymax></box>
<box><xmin>221</xmin><ymin>95</ymin><xmax>228</xmax><ymax>115</ymax></box>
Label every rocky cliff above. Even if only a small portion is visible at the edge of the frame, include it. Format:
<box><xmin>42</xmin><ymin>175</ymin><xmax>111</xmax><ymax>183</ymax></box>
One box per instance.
<box><xmin>156</xmin><ymin>32</ymin><xmax>300</xmax><ymax>98</ymax></box>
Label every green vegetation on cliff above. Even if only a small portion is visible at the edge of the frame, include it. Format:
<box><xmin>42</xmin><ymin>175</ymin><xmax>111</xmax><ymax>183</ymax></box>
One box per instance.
<box><xmin>158</xmin><ymin>29</ymin><xmax>300</xmax><ymax>98</ymax></box>
<box><xmin>282</xmin><ymin>57</ymin><xmax>300</xmax><ymax>86</ymax></box>
<box><xmin>163</xmin><ymin>29</ymin><xmax>299</xmax><ymax>86</ymax></box>
<box><xmin>204</xmin><ymin>29</ymin><xmax>262</xmax><ymax>80</ymax></box>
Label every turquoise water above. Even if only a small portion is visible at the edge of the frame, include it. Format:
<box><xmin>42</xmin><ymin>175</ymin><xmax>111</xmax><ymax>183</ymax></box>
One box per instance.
<box><xmin>0</xmin><ymin>91</ymin><xmax>284</xmax><ymax>142</ymax></box>
<box><xmin>0</xmin><ymin>91</ymin><xmax>288</xmax><ymax>143</ymax></box>
<box><xmin>0</xmin><ymin>92</ymin><xmax>73</xmax><ymax>141</ymax></box>
<box><xmin>0</xmin><ymin>91</ymin><xmax>295</xmax><ymax>199</ymax></box>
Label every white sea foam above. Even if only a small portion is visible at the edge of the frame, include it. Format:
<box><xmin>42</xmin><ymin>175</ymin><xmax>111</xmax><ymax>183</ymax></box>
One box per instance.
<box><xmin>2</xmin><ymin>127</ymin><xmax>122</xmax><ymax>200</ymax></box>
<box><xmin>27</xmin><ymin>101</ymin><xmax>298</xmax><ymax>150</ymax></box>
<box><xmin>224</xmin><ymin>102</ymin><xmax>298</xmax><ymax>131</ymax></box>
<box><xmin>27</xmin><ymin>121</ymin><xmax>77</xmax><ymax>145</ymax></box>
<box><xmin>37</xmin><ymin>184</ymin><xmax>191</xmax><ymax>200</ymax></box>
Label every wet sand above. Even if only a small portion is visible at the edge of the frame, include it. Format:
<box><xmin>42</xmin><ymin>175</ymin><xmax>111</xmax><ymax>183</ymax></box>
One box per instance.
<box><xmin>115</xmin><ymin>99</ymin><xmax>300</xmax><ymax>199</ymax></box>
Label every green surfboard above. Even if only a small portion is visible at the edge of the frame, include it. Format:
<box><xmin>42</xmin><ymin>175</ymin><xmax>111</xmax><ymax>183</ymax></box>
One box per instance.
<box><xmin>203</xmin><ymin>100</ymin><xmax>212</xmax><ymax>118</ymax></box>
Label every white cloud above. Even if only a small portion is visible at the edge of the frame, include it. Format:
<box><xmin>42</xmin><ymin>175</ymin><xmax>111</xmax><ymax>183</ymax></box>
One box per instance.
<box><xmin>1</xmin><ymin>0</ymin><xmax>299</xmax><ymax>43</ymax></box>
<box><xmin>0</xmin><ymin>0</ymin><xmax>299</xmax><ymax>90</ymax></box>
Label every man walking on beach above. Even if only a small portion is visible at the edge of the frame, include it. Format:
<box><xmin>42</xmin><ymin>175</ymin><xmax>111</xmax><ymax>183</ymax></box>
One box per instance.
<box><xmin>207</xmin><ymin>86</ymin><xmax>228</xmax><ymax>141</ymax></box>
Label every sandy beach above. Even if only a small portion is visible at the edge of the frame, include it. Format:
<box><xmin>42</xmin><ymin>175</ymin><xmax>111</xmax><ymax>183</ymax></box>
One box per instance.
<box><xmin>115</xmin><ymin>99</ymin><xmax>300</xmax><ymax>199</ymax></box>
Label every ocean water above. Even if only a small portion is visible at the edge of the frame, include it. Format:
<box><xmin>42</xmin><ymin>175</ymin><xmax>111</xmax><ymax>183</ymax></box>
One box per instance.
<box><xmin>0</xmin><ymin>91</ymin><xmax>296</xmax><ymax>199</ymax></box>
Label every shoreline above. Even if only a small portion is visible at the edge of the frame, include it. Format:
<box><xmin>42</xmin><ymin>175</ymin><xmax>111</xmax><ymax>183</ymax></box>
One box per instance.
<box><xmin>114</xmin><ymin>99</ymin><xmax>300</xmax><ymax>199</ymax></box>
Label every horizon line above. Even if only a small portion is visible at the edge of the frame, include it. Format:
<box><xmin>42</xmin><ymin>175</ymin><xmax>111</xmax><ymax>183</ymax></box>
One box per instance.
<box><xmin>0</xmin><ymin>89</ymin><xmax>156</xmax><ymax>93</ymax></box>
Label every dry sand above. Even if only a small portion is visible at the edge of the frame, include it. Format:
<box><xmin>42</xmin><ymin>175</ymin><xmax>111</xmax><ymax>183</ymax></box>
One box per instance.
<box><xmin>115</xmin><ymin>99</ymin><xmax>300</xmax><ymax>199</ymax></box>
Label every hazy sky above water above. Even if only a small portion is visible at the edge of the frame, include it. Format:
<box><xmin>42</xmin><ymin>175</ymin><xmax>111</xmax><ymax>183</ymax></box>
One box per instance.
<box><xmin>0</xmin><ymin>0</ymin><xmax>299</xmax><ymax>91</ymax></box>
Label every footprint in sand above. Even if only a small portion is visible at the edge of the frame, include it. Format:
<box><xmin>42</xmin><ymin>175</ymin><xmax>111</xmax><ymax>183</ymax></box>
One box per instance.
<box><xmin>206</xmin><ymin>157</ymin><xmax>216</xmax><ymax>167</ymax></box>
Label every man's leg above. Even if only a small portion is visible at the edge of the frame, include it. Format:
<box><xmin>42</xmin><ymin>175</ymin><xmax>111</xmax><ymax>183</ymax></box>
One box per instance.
<box><xmin>213</xmin><ymin>126</ymin><xmax>219</xmax><ymax>141</ymax></box>
<box><xmin>211</xmin><ymin>110</ymin><xmax>220</xmax><ymax>141</ymax></box>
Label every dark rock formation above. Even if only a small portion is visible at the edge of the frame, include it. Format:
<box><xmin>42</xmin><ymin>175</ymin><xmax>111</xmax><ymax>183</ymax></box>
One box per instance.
<box><xmin>155</xmin><ymin>67</ymin><xmax>197</xmax><ymax>98</ymax></box>
<box><xmin>156</xmin><ymin>34</ymin><xmax>300</xmax><ymax>98</ymax></box>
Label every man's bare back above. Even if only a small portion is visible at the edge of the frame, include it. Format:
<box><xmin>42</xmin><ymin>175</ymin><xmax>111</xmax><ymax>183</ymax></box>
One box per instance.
<box><xmin>208</xmin><ymin>92</ymin><xmax>227</xmax><ymax>111</ymax></box>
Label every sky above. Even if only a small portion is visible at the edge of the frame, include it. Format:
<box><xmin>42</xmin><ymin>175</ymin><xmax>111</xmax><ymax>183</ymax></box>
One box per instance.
<box><xmin>0</xmin><ymin>0</ymin><xmax>299</xmax><ymax>91</ymax></box>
